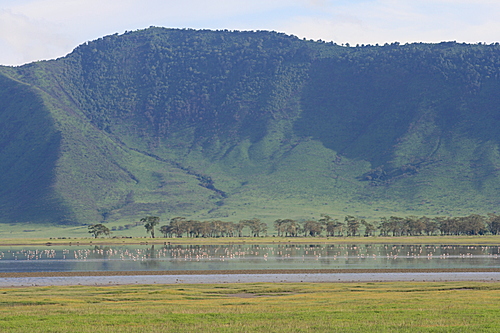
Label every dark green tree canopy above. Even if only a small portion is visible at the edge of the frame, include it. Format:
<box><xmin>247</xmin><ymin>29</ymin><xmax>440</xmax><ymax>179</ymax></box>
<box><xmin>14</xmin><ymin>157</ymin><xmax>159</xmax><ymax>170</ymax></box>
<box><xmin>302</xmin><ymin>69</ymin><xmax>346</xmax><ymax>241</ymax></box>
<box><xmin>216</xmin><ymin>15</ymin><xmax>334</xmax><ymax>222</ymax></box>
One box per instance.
<box><xmin>88</xmin><ymin>223</ymin><xmax>111</xmax><ymax>238</ymax></box>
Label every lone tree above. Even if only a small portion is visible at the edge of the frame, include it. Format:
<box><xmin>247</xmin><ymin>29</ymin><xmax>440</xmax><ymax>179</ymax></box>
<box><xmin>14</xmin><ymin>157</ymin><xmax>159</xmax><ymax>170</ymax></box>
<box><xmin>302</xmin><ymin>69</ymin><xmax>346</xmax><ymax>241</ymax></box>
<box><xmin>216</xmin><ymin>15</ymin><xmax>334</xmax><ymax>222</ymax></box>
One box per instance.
<box><xmin>141</xmin><ymin>216</ymin><xmax>160</xmax><ymax>238</ymax></box>
<box><xmin>88</xmin><ymin>224</ymin><xmax>110</xmax><ymax>238</ymax></box>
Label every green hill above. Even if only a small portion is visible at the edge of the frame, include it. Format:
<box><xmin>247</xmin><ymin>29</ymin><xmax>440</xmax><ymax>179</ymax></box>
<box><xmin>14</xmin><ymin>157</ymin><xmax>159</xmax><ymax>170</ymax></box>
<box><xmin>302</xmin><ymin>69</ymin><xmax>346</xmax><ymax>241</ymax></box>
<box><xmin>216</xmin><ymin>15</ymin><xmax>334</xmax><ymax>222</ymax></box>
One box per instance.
<box><xmin>1</xmin><ymin>27</ymin><xmax>500</xmax><ymax>228</ymax></box>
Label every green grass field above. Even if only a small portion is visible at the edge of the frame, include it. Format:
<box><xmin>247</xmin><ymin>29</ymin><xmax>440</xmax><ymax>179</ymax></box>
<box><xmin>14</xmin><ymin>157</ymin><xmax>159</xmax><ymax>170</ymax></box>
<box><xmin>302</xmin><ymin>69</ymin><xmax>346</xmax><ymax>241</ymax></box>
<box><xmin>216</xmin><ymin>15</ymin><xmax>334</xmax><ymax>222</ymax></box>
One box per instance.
<box><xmin>2</xmin><ymin>235</ymin><xmax>500</xmax><ymax>246</ymax></box>
<box><xmin>1</xmin><ymin>282</ymin><xmax>500</xmax><ymax>332</ymax></box>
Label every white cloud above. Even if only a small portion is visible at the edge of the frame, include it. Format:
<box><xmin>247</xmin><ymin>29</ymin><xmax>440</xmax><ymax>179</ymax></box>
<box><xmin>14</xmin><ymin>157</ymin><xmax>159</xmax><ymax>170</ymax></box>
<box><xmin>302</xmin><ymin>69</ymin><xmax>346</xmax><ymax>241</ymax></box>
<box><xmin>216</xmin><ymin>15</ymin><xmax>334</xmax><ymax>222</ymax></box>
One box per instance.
<box><xmin>12</xmin><ymin>0</ymin><xmax>292</xmax><ymax>25</ymax></box>
<box><xmin>277</xmin><ymin>0</ymin><xmax>500</xmax><ymax>45</ymax></box>
<box><xmin>0</xmin><ymin>9</ymin><xmax>72</xmax><ymax>65</ymax></box>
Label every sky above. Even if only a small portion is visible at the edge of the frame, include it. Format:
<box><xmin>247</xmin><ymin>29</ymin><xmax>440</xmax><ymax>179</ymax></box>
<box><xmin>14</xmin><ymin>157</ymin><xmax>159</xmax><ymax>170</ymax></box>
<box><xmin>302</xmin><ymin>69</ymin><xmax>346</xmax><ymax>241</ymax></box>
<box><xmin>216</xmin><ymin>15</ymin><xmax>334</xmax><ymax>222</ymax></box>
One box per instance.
<box><xmin>0</xmin><ymin>0</ymin><xmax>499</xmax><ymax>66</ymax></box>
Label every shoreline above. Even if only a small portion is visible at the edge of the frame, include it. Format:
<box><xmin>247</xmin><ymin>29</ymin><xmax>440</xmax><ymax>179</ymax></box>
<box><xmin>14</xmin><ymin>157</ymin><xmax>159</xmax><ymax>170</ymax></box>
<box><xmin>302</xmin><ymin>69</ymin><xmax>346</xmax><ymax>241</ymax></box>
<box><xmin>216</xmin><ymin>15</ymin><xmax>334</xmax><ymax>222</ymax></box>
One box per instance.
<box><xmin>2</xmin><ymin>268</ymin><xmax>500</xmax><ymax>278</ymax></box>
<box><xmin>2</xmin><ymin>270</ymin><xmax>500</xmax><ymax>287</ymax></box>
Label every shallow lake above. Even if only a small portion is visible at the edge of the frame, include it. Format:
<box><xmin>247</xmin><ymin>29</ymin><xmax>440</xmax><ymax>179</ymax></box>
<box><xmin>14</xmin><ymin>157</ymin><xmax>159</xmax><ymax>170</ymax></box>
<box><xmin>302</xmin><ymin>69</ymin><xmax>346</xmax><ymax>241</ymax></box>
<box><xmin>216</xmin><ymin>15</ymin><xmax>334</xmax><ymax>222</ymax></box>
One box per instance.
<box><xmin>1</xmin><ymin>244</ymin><xmax>500</xmax><ymax>273</ymax></box>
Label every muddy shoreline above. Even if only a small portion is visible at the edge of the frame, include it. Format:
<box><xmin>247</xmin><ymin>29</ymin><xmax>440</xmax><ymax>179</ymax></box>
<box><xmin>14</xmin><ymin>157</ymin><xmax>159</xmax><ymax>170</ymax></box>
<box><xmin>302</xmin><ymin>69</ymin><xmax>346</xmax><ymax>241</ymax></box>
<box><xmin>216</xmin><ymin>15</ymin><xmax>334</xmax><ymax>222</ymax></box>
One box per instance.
<box><xmin>2</xmin><ymin>268</ymin><xmax>500</xmax><ymax>278</ymax></box>
<box><xmin>2</xmin><ymin>270</ymin><xmax>500</xmax><ymax>287</ymax></box>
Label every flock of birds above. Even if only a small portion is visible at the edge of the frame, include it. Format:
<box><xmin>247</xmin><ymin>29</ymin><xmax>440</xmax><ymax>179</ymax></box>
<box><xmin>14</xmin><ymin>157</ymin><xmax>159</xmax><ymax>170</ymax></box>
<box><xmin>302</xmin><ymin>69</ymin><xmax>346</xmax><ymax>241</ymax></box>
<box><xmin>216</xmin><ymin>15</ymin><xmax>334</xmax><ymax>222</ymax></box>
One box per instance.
<box><xmin>0</xmin><ymin>245</ymin><xmax>499</xmax><ymax>264</ymax></box>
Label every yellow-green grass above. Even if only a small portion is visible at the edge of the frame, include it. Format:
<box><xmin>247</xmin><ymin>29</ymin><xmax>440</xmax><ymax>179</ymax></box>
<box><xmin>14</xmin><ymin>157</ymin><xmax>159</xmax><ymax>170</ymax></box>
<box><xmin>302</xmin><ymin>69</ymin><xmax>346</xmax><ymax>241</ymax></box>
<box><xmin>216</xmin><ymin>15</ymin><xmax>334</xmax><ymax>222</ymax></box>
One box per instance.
<box><xmin>2</xmin><ymin>235</ymin><xmax>500</xmax><ymax>247</ymax></box>
<box><xmin>1</xmin><ymin>282</ymin><xmax>500</xmax><ymax>332</ymax></box>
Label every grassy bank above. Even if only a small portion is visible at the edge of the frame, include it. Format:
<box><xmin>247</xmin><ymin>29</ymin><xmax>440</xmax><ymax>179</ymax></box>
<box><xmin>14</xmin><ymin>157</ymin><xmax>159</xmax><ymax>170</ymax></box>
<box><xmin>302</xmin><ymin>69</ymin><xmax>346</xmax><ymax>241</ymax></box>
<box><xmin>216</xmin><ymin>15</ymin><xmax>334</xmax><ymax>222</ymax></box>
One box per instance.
<box><xmin>1</xmin><ymin>282</ymin><xmax>500</xmax><ymax>332</ymax></box>
<box><xmin>1</xmin><ymin>235</ymin><xmax>500</xmax><ymax>246</ymax></box>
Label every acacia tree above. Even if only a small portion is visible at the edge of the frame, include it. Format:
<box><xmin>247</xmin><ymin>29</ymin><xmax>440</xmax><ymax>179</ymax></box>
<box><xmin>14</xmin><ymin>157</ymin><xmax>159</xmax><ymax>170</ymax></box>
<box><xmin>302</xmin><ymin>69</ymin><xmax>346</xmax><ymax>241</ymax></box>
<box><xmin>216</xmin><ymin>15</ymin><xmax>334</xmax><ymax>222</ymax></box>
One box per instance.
<box><xmin>488</xmin><ymin>214</ymin><xmax>500</xmax><ymax>235</ymax></box>
<box><xmin>235</xmin><ymin>221</ymin><xmax>247</xmax><ymax>237</ymax></box>
<box><xmin>345</xmin><ymin>216</ymin><xmax>360</xmax><ymax>237</ymax></box>
<box><xmin>159</xmin><ymin>225</ymin><xmax>173</xmax><ymax>237</ymax></box>
<box><xmin>421</xmin><ymin>216</ymin><xmax>438</xmax><ymax>235</ymax></box>
<box><xmin>199</xmin><ymin>221</ymin><xmax>212</xmax><ymax>238</ymax></box>
<box><xmin>333</xmin><ymin>220</ymin><xmax>345</xmax><ymax>236</ymax></box>
<box><xmin>303</xmin><ymin>220</ymin><xmax>323</xmax><ymax>237</ymax></box>
<box><xmin>169</xmin><ymin>217</ymin><xmax>187</xmax><ymax>237</ymax></box>
<box><xmin>460</xmin><ymin>214</ymin><xmax>486</xmax><ymax>235</ymax></box>
<box><xmin>185</xmin><ymin>220</ymin><xmax>199</xmax><ymax>237</ymax></box>
<box><xmin>325</xmin><ymin>220</ymin><xmax>340</xmax><ymax>237</ymax></box>
<box><xmin>210</xmin><ymin>220</ymin><xmax>225</xmax><ymax>237</ymax></box>
<box><xmin>405</xmin><ymin>216</ymin><xmax>425</xmax><ymax>236</ymax></box>
<box><xmin>88</xmin><ymin>224</ymin><xmax>110</xmax><ymax>238</ymax></box>
<box><xmin>389</xmin><ymin>216</ymin><xmax>405</xmax><ymax>236</ymax></box>
<box><xmin>361</xmin><ymin>220</ymin><xmax>375</xmax><ymax>237</ymax></box>
<box><xmin>221</xmin><ymin>221</ymin><xmax>235</xmax><ymax>237</ymax></box>
<box><xmin>283</xmin><ymin>219</ymin><xmax>299</xmax><ymax>237</ymax></box>
<box><xmin>243</xmin><ymin>218</ymin><xmax>267</xmax><ymax>237</ymax></box>
<box><xmin>141</xmin><ymin>216</ymin><xmax>160</xmax><ymax>238</ymax></box>
<box><xmin>319</xmin><ymin>214</ymin><xmax>339</xmax><ymax>237</ymax></box>
<box><xmin>378</xmin><ymin>217</ymin><xmax>391</xmax><ymax>236</ymax></box>
<box><xmin>274</xmin><ymin>219</ymin><xmax>285</xmax><ymax>237</ymax></box>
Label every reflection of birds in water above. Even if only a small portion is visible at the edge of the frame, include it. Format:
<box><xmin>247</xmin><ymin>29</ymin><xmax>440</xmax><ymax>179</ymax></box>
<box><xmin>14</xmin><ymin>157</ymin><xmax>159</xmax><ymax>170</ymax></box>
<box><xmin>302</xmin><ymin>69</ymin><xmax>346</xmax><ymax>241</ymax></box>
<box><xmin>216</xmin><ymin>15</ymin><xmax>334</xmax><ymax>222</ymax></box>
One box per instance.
<box><xmin>0</xmin><ymin>245</ymin><xmax>497</xmax><ymax>273</ymax></box>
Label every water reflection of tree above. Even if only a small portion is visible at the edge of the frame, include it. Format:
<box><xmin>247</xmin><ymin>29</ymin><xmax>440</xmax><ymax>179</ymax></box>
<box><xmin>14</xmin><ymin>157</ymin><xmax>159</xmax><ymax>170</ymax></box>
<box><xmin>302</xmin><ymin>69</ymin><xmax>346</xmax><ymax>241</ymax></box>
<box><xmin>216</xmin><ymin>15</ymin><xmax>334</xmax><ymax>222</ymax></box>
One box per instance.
<box><xmin>140</xmin><ymin>245</ymin><xmax>161</xmax><ymax>268</ymax></box>
<box><xmin>88</xmin><ymin>246</ymin><xmax>112</xmax><ymax>259</ymax></box>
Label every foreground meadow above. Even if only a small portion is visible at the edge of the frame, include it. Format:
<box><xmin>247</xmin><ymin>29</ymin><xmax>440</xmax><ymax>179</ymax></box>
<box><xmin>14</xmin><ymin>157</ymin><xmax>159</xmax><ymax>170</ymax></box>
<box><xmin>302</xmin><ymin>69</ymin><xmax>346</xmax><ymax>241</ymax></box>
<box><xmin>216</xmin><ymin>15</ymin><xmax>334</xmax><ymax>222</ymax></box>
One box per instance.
<box><xmin>1</xmin><ymin>282</ymin><xmax>500</xmax><ymax>332</ymax></box>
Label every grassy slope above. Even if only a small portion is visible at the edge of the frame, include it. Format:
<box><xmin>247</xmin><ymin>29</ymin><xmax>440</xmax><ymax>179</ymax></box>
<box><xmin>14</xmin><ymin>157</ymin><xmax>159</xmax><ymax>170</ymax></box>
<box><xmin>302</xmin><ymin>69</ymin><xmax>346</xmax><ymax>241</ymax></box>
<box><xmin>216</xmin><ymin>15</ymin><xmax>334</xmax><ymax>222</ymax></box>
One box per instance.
<box><xmin>2</xmin><ymin>60</ymin><xmax>224</xmax><ymax>225</ymax></box>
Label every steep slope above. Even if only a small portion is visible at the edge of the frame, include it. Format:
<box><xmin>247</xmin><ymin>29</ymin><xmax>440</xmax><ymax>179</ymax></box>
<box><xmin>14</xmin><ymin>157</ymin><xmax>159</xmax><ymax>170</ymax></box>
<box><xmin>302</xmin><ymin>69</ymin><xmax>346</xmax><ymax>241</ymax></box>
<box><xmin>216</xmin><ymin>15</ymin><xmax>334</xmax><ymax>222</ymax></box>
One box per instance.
<box><xmin>0</xmin><ymin>73</ymin><xmax>68</xmax><ymax>223</ymax></box>
<box><xmin>297</xmin><ymin>43</ymin><xmax>500</xmax><ymax>215</ymax></box>
<box><xmin>1</xmin><ymin>28</ymin><xmax>500</xmax><ymax>225</ymax></box>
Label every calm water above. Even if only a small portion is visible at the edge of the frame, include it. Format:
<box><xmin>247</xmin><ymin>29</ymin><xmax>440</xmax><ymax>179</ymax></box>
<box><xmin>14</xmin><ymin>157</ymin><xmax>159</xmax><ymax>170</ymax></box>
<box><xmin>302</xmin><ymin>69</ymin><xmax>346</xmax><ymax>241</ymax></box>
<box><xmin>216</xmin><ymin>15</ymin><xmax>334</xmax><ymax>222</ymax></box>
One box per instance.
<box><xmin>1</xmin><ymin>244</ymin><xmax>500</xmax><ymax>273</ymax></box>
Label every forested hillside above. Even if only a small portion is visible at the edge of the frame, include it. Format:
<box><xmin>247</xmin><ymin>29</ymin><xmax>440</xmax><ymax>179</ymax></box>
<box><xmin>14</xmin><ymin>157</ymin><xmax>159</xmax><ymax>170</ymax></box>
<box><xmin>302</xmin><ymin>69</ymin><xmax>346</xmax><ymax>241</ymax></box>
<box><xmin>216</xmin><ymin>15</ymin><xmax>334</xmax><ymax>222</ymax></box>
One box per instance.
<box><xmin>1</xmin><ymin>27</ymin><xmax>499</xmax><ymax>226</ymax></box>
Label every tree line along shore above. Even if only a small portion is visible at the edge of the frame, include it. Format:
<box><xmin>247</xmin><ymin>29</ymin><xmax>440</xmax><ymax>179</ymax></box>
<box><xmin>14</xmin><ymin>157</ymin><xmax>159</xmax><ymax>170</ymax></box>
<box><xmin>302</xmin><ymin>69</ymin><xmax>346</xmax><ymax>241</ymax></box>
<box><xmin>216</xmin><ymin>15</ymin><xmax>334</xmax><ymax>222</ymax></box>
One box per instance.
<box><xmin>88</xmin><ymin>213</ymin><xmax>500</xmax><ymax>239</ymax></box>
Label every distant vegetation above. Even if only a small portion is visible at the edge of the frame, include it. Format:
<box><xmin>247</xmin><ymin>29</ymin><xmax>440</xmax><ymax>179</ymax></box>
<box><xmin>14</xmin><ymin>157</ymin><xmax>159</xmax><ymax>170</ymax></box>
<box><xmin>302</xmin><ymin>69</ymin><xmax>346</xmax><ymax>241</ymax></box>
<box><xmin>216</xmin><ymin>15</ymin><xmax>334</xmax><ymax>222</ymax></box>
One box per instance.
<box><xmin>132</xmin><ymin>213</ymin><xmax>500</xmax><ymax>239</ymax></box>
<box><xmin>1</xmin><ymin>27</ymin><xmax>500</xmax><ymax>226</ymax></box>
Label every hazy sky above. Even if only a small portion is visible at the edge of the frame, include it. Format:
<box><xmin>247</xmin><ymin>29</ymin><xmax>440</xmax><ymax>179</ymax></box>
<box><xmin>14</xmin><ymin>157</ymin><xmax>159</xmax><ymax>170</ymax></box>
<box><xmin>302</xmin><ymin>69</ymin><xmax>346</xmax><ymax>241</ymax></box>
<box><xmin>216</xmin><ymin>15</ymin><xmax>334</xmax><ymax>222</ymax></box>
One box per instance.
<box><xmin>1</xmin><ymin>0</ymin><xmax>499</xmax><ymax>66</ymax></box>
